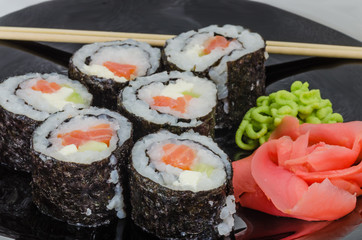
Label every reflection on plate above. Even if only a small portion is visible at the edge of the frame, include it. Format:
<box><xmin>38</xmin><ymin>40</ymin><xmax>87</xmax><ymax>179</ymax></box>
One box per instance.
<box><xmin>0</xmin><ymin>0</ymin><xmax>361</xmax><ymax>239</ymax></box>
<box><xmin>235</xmin><ymin>198</ymin><xmax>362</xmax><ymax>240</ymax></box>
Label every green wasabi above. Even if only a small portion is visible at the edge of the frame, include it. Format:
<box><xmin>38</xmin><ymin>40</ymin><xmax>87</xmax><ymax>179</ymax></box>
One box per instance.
<box><xmin>235</xmin><ymin>81</ymin><xmax>343</xmax><ymax>151</ymax></box>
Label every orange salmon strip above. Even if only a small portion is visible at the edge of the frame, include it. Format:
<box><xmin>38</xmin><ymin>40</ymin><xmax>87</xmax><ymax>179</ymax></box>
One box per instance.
<box><xmin>153</xmin><ymin>95</ymin><xmax>193</xmax><ymax>113</ymax></box>
<box><xmin>203</xmin><ymin>36</ymin><xmax>230</xmax><ymax>55</ymax></box>
<box><xmin>162</xmin><ymin>143</ymin><xmax>196</xmax><ymax>170</ymax></box>
<box><xmin>32</xmin><ymin>79</ymin><xmax>61</xmax><ymax>93</ymax></box>
<box><xmin>103</xmin><ymin>61</ymin><xmax>137</xmax><ymax>79</ymax></box>
<box><xmin>58</xmin><ymin>124</ymin><xmax>112</xmax><ymax>148</ymax></box>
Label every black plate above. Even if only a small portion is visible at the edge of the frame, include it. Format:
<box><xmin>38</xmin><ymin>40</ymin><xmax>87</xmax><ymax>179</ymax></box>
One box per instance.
<box><xmin>0</xmin><ymin>0</ymin><xmax>361</xmax><ymax>239</ymax></box>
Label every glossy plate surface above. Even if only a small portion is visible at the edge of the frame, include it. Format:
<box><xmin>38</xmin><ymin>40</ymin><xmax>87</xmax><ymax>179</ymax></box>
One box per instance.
<box><xmin>0</xmin><ymin>0</ymin><xmax>361</xmax><ymax>239</ymax></box>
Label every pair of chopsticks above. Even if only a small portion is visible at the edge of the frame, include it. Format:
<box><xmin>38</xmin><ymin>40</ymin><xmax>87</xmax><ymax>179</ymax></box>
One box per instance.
<box><xmin>1</xmin><ymin>26</ymin><xmax>362</xmax><ymax>59</ymax></box>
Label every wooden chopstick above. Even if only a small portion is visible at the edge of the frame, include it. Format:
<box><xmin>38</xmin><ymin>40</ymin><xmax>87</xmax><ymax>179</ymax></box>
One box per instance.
<box><xmin>266</xmin><ymin>40</ymin><xmax>362</xmax><ymax>59</ymax></box>
<box><xmin>0</xmin><ymin>26</ymin><xmax>173</xmax><ymax>40</ymax></box>
<box><xmin>266</xmin><ymin>40</ymin><xmax>362</xmax><ymax>51</ymax></box>
<box><xmin>0</xmin><ymin>26</ymin><xmax>168</xmax><ymax>46</ymax></box>
<box><xmin>266</xmin><ymin>45</ymin><xmax>362</xmax><ymax>59</ymax></box>
<box><xmin>1</xmin><ymin>26</ymin><xmax>362</xmax><ymax>59</ymax></box>
<box><xmin>0</xmin><ymin>31</ymin><xmax>166</xmax><ymax>46</ymax></box>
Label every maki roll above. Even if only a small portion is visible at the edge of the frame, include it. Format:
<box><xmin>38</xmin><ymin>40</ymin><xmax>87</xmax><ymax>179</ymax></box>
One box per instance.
<box><xmin>69</xmin><ymin>39</ymin><xmax>161</xmax><ymax>109</ymax></box>
<box><xmin>0</xmin><ymin>73</ymin><xmax>92</xmax><ymax>172</ymax></box>
<box><xmin>118</xmin><ymin>71</ymin><xmax>217</xmax><ymax>140</ymax></box>
<box><xmin>129</xmin><ymin>130</ymin><xmax>235</xmax><ymax>239</ymax></box>
<box><xmin>31</xmin><ymin>107</ymin><xmax>133</xmax><ymax>226</ymax></box>
<box><xmin>162</xmin><ymin>24</ymin><xmax>266</xmax><ymax>129</ymax></box>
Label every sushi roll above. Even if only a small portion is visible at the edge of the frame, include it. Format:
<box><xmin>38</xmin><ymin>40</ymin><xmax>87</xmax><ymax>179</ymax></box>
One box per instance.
<box><xmin>31</xmin><ymin>107</ymin><xmax>133</xmax><ymax>226</ymax></box>
<box><xmin>0</xmin><ymin>73</ymin><xmax>92</xmax><ymax>172</ymax></box>
<box><xmin>118</xmin><ymin>71</ymin><xmax>217</xmax><ymax>140</ymax></box>
<box><xmin>162</xmin><ymin>24</ymin><xmax>266</xmax><ymax>129</ymax></box>
<box><xmin>69</xmin><ymin>39</ymin><xmax>161</xmax><ymax>109</ymax></box>
<box><xmin>129</xmin><ymin>130</ymin><xmax>235</xmax><ymax>239</ymax></box>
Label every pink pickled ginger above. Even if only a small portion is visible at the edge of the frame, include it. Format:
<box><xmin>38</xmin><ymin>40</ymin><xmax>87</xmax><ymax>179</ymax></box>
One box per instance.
<box><xmin>233</xmin><ymin>116</ymin><xmax>362</xmax><ymax>221</ymax></box>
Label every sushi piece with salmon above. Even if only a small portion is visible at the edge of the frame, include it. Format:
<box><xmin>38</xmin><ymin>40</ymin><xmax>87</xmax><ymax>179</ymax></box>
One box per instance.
<box><xmin>162</xmin><ymin>24</ymin><xmax>267</xmax><ymax>129</ymax></box>
<box><xmin>129</xmin><ymin>130</ymin><xmax>235</xmax><ymax>239</ymax></box>
<box><xmin>69</xmin><ymin>39</ymin><xmax>161</xmax><ymax>109</ymax></box>
<box><xmin>0</xmin><ymin>73</ymin><xmax>92</xmax><ymax>172</ymax></box>
<box><xmin>31</xmin><ymin>107</ymin><xmax>133</xmax><ymax>226</ymax></box>
<box><xmin>118</xmin><ymin>71</ymin><xmax>217</xmax><ymax>139</ymax></box>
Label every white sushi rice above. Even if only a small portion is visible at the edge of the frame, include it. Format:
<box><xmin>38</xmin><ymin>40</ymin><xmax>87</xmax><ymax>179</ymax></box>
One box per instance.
<box><xmin>107</xmin><ymin>161</ymin><xmax>126</xmax><ymax>220</ymax></box>
<box><xmin>217</xmin><ymin>195</ymin><xmax>236</xmax><ymax>236</ymax></box>
<box><xmin>132</xmin><ymin>130</ymin><xmax>231</xmax><ymax>192</ymax></box>
<box><xmin>164</xmin><ymin>24</ymin><xmax>265</xmax><ymax>101</ymax></box>
<box><xmin>33</xmin><ymin>107</ymin><xmax>132</xmax><ymax>164</ymax></box>
<box><xmin>165</xmin><ymin>30</ymin><xmax>242</xmax><ymax>72</ymax></box>
<box><xmin>71</xmin><ymin>39</ymin><xmax>161</xmax><ymax>82</ymax></box>
<box><xmin>121</xmin><ymin>71</ymin><xmax>217</xmax><ymax>126</ymax></box>
<box><xmin>0</xmin><ymin>73</ymin><xmax>92</xmax><ymax>121</ymax></box>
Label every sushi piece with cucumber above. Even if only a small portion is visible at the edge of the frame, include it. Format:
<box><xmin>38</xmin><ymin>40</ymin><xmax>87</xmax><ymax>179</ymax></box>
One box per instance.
<box><xmin>31</xmin><ymin>107</ymin><xmax>133</xmax><ymax>226</ymax></box>
<box><xmin>0</xmin><ymin>73</ymin><xmax>92</xmax><ymax>172</ymax></box>
<box><xmin>129</xmin><ymin>130</ymin><xmax>235</xmax><ymax>239</ymax></box>
<box><xmin>118</xmin><ymin>71</ymin><xmax>217</xmax><ymax>140</ymax></box>
<box><xmin>69</xmin><ymin>39</ymin><xmax>161</xmax><ymax>109</ymax></box>
<box><xmin>162</xmin><ymin>24</ymin><xmax>267</xmax><ymax>129</ymax></box>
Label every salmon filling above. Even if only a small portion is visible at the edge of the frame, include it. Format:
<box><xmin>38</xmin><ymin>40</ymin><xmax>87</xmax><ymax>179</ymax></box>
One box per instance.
<box><xmin>153</xmin><ymin>95</ymin><xmax>193</xmax><ymax>113</ymax></box>
<box><xmin>30</xmin><ymin>79</ymin><xmax>85</xmax><ymax>106</ymax></box>
<box><xmin>58</xmin><ymin>124</ymin><xmax>113</xmax><ymax>149</ymax></box>
<box><xmin>102</xmin><ymin>61</ymin><xmax>137</xmax><ymax>80</ymax></box>
<box><xmin>148</xmin><ymin>79</ymin><xmax>202</xmax><ymax>115</ymax></box>
<box><xmin>157</xmin><ymin>141</ymin><xmax>217</xmax><ymax>181</ymax></box>
<box><xmin>162</xmin><ymin>143</ymin><xmax>196</xmax><ymax>170</ymax></box>
<box><xmin>202</xmin><ymin>36</ymin><xmax>231</xmax><ymax>55</ymax></box>
<box><xmin>32</xmin><ymin>79</ymin><xmax>61</xmax><ymax>93</ymax></box>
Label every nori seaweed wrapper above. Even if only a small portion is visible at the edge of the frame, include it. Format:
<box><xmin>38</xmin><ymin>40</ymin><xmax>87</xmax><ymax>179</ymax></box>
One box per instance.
<box><xmin>218</xmin><ymin>48</ymin><xmax>266</xmax><ymax>129</ymax></box>
<box><xmin>0</xmin><ymin>107</ymin><xmax>40</xmax><ymax>172</ymax></box>
<box><xmin>68</xmin><ymin>40</ymin><xmax>161</xmax><ymax>110</ymax></box>
<box><xmin>30</xmin><ymin>107</ymin><xmax>133</xmax><ymax>227</ymax></box>
<box><xmin>129</xmin><ymin>168</ymin><xmax>232</xmax><ymax>239</ymax></box>
<box><xmin>129</xmin><ymin>131</ymin><xmax>234</xmax><ymax>239</ymax></box>
<box><xmin>161</xmin><ymin>25</ymin><xmax>266</xmax><ymax>129</ymax></box>
<box><xmin>117</xmin><ymin>71</ymin><xmax>217</xmax><ymax>141</ymax></box>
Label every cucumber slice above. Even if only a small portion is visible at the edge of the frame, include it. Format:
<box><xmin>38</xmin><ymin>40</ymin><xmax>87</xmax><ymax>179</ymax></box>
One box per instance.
<box><xmin>78</xmin><ymin>141</ymin><xmax>108</xmax><ymax>152</ymax></box>
<box><xmin>182</xmin><ymin>91</ymin><xmax>200</xmax><ymax>98</ymax></box>
<box><xmin>61</xmin><ymin>84</ymin><xmax>85</xmax><ymax>104</ymax></box>
<box><xmin>192</xmin><ymin>163</ymin><xmax>214</xmax><ymax>176</ymax></box>
<box><xmin>66</xmin><ymin>91</ymin><xmax>85</xmax><ymax>104</ymax></box>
